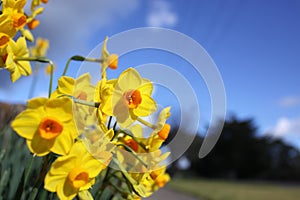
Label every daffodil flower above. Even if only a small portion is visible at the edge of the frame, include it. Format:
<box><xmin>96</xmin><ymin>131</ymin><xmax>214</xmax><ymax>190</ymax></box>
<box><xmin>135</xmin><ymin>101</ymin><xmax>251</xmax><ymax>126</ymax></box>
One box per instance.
<box><xmin>44</xmin><ymin>142</ymin><xmax>106</xmax><ymax>200</ymax></box>
<box><xmin>51</xmin><ymin>73</ymin><xmax>97</xmax><ymax>134</ymax></box>
<box><xmin>150</xmin><ymin>165</ymin><xmax>170</xmax><ymax>189</ymax></box>
<box><xmin>147</xmin><ymin>107</ymin><xmax>171</xmax><ymax>150</ymax></box>
<box><xmin>4</xmin><ymin>37</ymin><xmax>32</xmax><ymax>82</ymax></box>
<box><xmin>30</xmin><ymin>37</ymin><xmax>49</xmax><ymax>57</ymax></box>
<box><xmin>51</xmin><ymin>73</ymin><xmax>95</xmax><ymax>101</ymax></box>
<box><xmin>11</xmin><ymin>97</ymin><xmax>77</xmax><ymax>156</ymax></box>
<box><xmin>104</xmin><ymin>68</ymin><xmax>157</xmax><ymax>128</ymax></box>
<box><xmin>0</xmin><ymin>0</ymin><xmax>27</xmax><ymax>37</ymax></box>
<box><xmin>94</xmin><ymin>78</ymin><xmax>116</xmax><ymax>124</ymax></box>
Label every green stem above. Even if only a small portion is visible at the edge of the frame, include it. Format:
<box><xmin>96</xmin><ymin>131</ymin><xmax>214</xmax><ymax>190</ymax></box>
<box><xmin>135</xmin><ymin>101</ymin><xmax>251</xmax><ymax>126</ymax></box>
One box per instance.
<box><xmin>73</xmin><ymin>98</ymin><xmax>100</xmax><ymax>107</ymax></box>
<box><xmin>24</xmin><ymin>155</ymin><xmax>35</xmax><ymax>187</ymax></box>
<box><xmin>48</xmin><ymin>62</ymin><xmax>54</xmax><ymax>98</ymax></box>
<box><xmin>15</xmin><ymin>57</ymin><xmax>51</xmax><ymax>63</ymax></box>
<box><xmin>109</xmin><ymin>180</ymin><xmax>128</xmax><ymax>195</ymax></box>
<box><xmin>97</xmin><ymin>167</ymin><xmax>111</xmax><ymax>199</ymax></box>
<box><xmin>137</xmin><ymin>117</ymin><xmax>157</xmax><ymax>129</ymax></box>
<box><xmin>62</xmin><ymin>55</ymin><xmax>103</xmax><ymax>76</ymax></box>
<box><xmin>15</xmin><ymin>57</ymin><xmax>54</xmax><ymax>98</ymax></box>
<box><xmin>57</xmin><ymin>94</ymin><xmax>100</xmax><ymax>107</ymax></box>
<box><xmin>117</xmin><ymin>144</ymin><xmax>148</xmax><ymax>168</ymax></box>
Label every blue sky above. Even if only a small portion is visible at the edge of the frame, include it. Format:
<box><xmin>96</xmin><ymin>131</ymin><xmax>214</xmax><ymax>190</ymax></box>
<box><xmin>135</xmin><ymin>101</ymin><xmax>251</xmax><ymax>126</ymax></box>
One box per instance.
<box><xmin>1</xmin><ymin>0</ymin><xmax>300</xmax><ymax>148</ymax></box>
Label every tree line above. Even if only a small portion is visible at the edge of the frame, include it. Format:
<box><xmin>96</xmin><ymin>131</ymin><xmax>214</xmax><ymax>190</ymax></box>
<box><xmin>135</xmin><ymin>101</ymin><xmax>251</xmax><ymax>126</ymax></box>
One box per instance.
<box><xmin>167</xmin><ymin>116</ymin><xmax>300</xmax><ymax>181</ymax></box>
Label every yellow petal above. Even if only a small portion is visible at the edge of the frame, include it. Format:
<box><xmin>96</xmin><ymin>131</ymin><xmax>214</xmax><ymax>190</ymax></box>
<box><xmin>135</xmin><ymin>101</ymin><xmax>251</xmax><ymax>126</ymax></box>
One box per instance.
<box><xmin>55</xmin><ymin>76</ymin><xmax>75</xmax><ymax>97</ymax></box>
<box><xmin>21</xmin><ymin>29</ymin><xmax>34</xmax><ymax>42</ymax></box>
<box><xmin>117</xmin><ymin>68</ymin><xmax>142</xmax><ymax>91</ymax></box>
<box><xmin>133</xmin><ymin>95</ymin><xmax>157</xmax><ymax>117</ymax></box>
<box><xmin>50</xmin><ymin>124</ymin><xmax>74</xmax><ymax>155</ymax></box>
<box><xmin>57</xmin><ymin>181</ymin><xmax>77</xmax><ymax>200</ymax></box>
<box><xmin>49</xmin><ymin>155</ymin><xmax>78</xmax><ymax>175</ymax></box>
<box><xmin>78</xmin><ymin>190</ymin><xmax>93</xmax><ymax>200</ymax></box>
<box><xmin>138</xmin><ymin>81</ymin><xmax>153</xmax><ymax>96</ymax></box>
<box><xmin>129</xmin><ymin>124</ymin><xmax>143</xmax><ymax>138</ymax></box>
<box><xmin>45</xmin><ymin>98</ymin><xmax>73</xmax><ymax>122</ymax></box>
<box><xmin>44</xmin><ymin>173</ymin><xmax>66</xmax><ymax>192</ymax></box>
<box><xmin>27</xmin><ymin>135</ymin><xmax>53</xmax><ymax>156</ymax></box>
<box><xmin>11</xmin><ymin>109</ymin><xmax>42</xmax><ymax>139</ymax></box>
<box><xmin>82</xmin><ymin>156</ymin><xmax>106</xmax><ymax>177</ymax></box>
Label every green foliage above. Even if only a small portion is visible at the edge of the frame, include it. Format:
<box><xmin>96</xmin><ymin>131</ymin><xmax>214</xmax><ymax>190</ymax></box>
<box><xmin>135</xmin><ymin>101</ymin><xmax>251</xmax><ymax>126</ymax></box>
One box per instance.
<box><xmin>0</xmin><ymin>125</ymin><xmax>43</xmax><ymax>200</ymax></box>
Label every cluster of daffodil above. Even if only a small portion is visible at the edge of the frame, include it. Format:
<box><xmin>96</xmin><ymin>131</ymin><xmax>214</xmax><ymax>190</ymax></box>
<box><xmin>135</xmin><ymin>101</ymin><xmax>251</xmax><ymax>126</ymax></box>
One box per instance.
<box><xmin>3</xmin><ymin>1</ymin><xmax>172</xmax><ymax>199</ymax></box>
<box><xmin>0</xmin><ymin>0</ymin><xmax>49</xmax><ymax>82</ymax></box>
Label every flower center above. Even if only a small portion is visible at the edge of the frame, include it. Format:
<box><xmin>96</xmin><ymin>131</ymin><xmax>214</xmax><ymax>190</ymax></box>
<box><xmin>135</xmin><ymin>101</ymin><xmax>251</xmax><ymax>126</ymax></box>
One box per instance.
<box><xmin>150</xmin><ymin>170</ymin><xmax>159</xmax><ymax>180</ymax></box>
<box><xmin>75</xmin><ymin>91</ymin><xmax>87</xmax><ymax>100</ymax></box>
<box><xmin>124</xmin><ymin>138</ymin><xmax>139</xmax><ymax>152</ymax></box>
<box><xmin>123</xmin><ymin>90</ymin><xmax>142</xmax><ymax>109</ymax></box>
<box><xmin>0</xmin><ymin>33</ymin><xmax>10</xmax><ymax>48</ymax></box>
<box><xmin>158</xmin><ymin>124</ymin><xmax>171</xmax><ymax>140</ymax></box>
<box><xmin>68</xmin><ymin>167</ymin><xmax>89</xmax><ymax>189</ymax></box>
<box><xmin>38</xmin><ymin>117</ymin><xmax>63</xmax><ymax>140</ymax></box>
<box><xmin>2</xmin><ymin>54</ymin><xmax>8</xmax><ymax>64</ymax></box>
<box><xmin>12</xmin><ymin>13</ymin><xmax>27</xmax><ymax>28</ymax></box>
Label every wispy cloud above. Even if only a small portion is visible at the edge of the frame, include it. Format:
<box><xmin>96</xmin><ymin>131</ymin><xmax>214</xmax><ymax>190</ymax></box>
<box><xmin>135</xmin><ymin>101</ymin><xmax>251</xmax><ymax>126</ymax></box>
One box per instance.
<box><xmin>146</xmin><ymin>0</ymin><xmax>178</xmax><ymax>27</ymax></box>
<box><xmin>36</xmin><ymin>0</ymin><xmax>139</xmax><ymax>60</ymax></box>
<box><xmin>277</xmin><ymin>96</ymin><xmax>300</xmax><ymax>108</ymax></box>
<box><xmin>1</xmin><ymin>0</ymin><xmax>139</xmax><ymax>102</ymax></box>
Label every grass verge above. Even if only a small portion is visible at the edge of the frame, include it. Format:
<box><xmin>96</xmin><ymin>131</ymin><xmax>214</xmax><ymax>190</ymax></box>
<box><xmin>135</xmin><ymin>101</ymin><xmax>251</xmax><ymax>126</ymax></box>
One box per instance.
<box><xmin>168</xmin><ymin>178</ymin><xmax>300</xmax><ymax>200</ymax></box>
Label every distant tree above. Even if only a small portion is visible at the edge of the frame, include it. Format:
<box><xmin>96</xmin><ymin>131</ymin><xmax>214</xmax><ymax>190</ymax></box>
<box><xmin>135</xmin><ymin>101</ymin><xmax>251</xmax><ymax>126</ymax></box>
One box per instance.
<box><xmin>182</xmin><ymin>116</ymin><xmax>300</xmax><ymax>181</ymax></box>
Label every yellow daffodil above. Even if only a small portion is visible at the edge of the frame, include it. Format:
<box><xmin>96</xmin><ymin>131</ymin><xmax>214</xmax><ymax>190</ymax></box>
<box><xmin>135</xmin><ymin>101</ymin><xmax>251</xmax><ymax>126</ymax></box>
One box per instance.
<box><xmin>4</xmin><ymin>37</ymin><xmax>32</xmax><ymax>82</ymax></box>
<box><xmin>150</xmin><ymin>165</ymin><xmax>170</xmax><ymax>189</ymax></box>
<box><xmin>11</xmin><ymin>97</ymin><xmax>77</xmax><ymax>156</ymax></box>
<box><xmin>130</xmin><ymin>165</ymin><xmax>170</xmax><ymax>199</ymax></box>
<box><xmin>30</xmin><ymin>37</ymin><xmax>49</xmax><ymax>57</ymax></box>
<box><xmin>0</xmin><ymin>0</ymin><xmax>27</xmax><ymax>37</ymax></box>
<box><xmin>94</xmin><ymin>78</ymin><xmax>116</xmax><ymax>124</ymax></box>
<box><xmin>104</xmin><ymin>68</ymin><xmax>157</xmax><ymax>128</ymax></box>
<box><xmin>99</xmin><ymin>37</ymin><xmax>119</xmax><ymax>80</ymax></box>
<box><xmin>81</xmin><ymin>125</ymin><xmax>114</xmax><ymax>166</ymax></box>
<box><xmin>147</xmin><ymin>107</ymin><xmax>171</xmax><ymax>150</ymax></box>
<box><xmin>51</xmin><ymin>73</ymin><xmax>94</xmax><ymax>101</ymax></box>
<box><xmin>44</xmin><ymin>142</ymin><xmax>106</xmax><ymax>200</ymax></box>
<box><xmin>51</xmin><ymin>74</ymin><xmax>97</xmax><ymax>134</ymax></box>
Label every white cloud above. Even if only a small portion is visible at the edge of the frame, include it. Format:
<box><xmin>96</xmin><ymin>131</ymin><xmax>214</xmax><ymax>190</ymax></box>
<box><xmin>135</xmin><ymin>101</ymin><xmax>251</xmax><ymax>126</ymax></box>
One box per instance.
<box><xmin>266</xmin><ymin>117</ymin><xmax>300</xmax><ymax>148</ymax></box>
<box><xmin>35</xmin><ymin>0</ymin><xmax>139</xmax><ymax>60</ymax></box>
<box><xmin>146</xmin><ymin>0</ymin><xmax>178</xmax><ymax>27</ymax></box>
<box><xmin>277</xmin><ymin>96</ymin><xmax>300</xmax><ymax>108</ymax></box>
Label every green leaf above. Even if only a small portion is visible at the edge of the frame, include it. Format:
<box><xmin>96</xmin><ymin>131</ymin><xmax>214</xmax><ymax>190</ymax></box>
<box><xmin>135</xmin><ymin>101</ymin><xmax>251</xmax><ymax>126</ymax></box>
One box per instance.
<box><xmin>13</xmin><ymin>169</ymin><xmax>25</xmax><ymax>200</ymax></box>
<box><xmin>97</xmin><ymin>187</ymin><xmax>113</xmax><ymax>200</ymax></box>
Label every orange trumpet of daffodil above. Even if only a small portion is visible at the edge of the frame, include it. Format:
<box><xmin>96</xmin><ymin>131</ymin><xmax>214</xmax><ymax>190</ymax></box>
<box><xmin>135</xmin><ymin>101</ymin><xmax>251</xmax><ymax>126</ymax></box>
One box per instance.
<box><xmin>11</xmin><ymin>97</ymin><xmax>77</xmax><ymax>156</ymax></box>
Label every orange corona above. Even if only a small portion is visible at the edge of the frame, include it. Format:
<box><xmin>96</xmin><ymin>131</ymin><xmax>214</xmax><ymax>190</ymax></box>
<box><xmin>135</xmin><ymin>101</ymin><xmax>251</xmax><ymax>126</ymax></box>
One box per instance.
<box><xmin>38</xmin><ymin>117</ymin><xmax>63</xmax><ymax>140</ymax></box>
<box><xmin>123</xmin><ymin>90</ymin><xmax>142</xmax><ymax>109</ymax></box>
